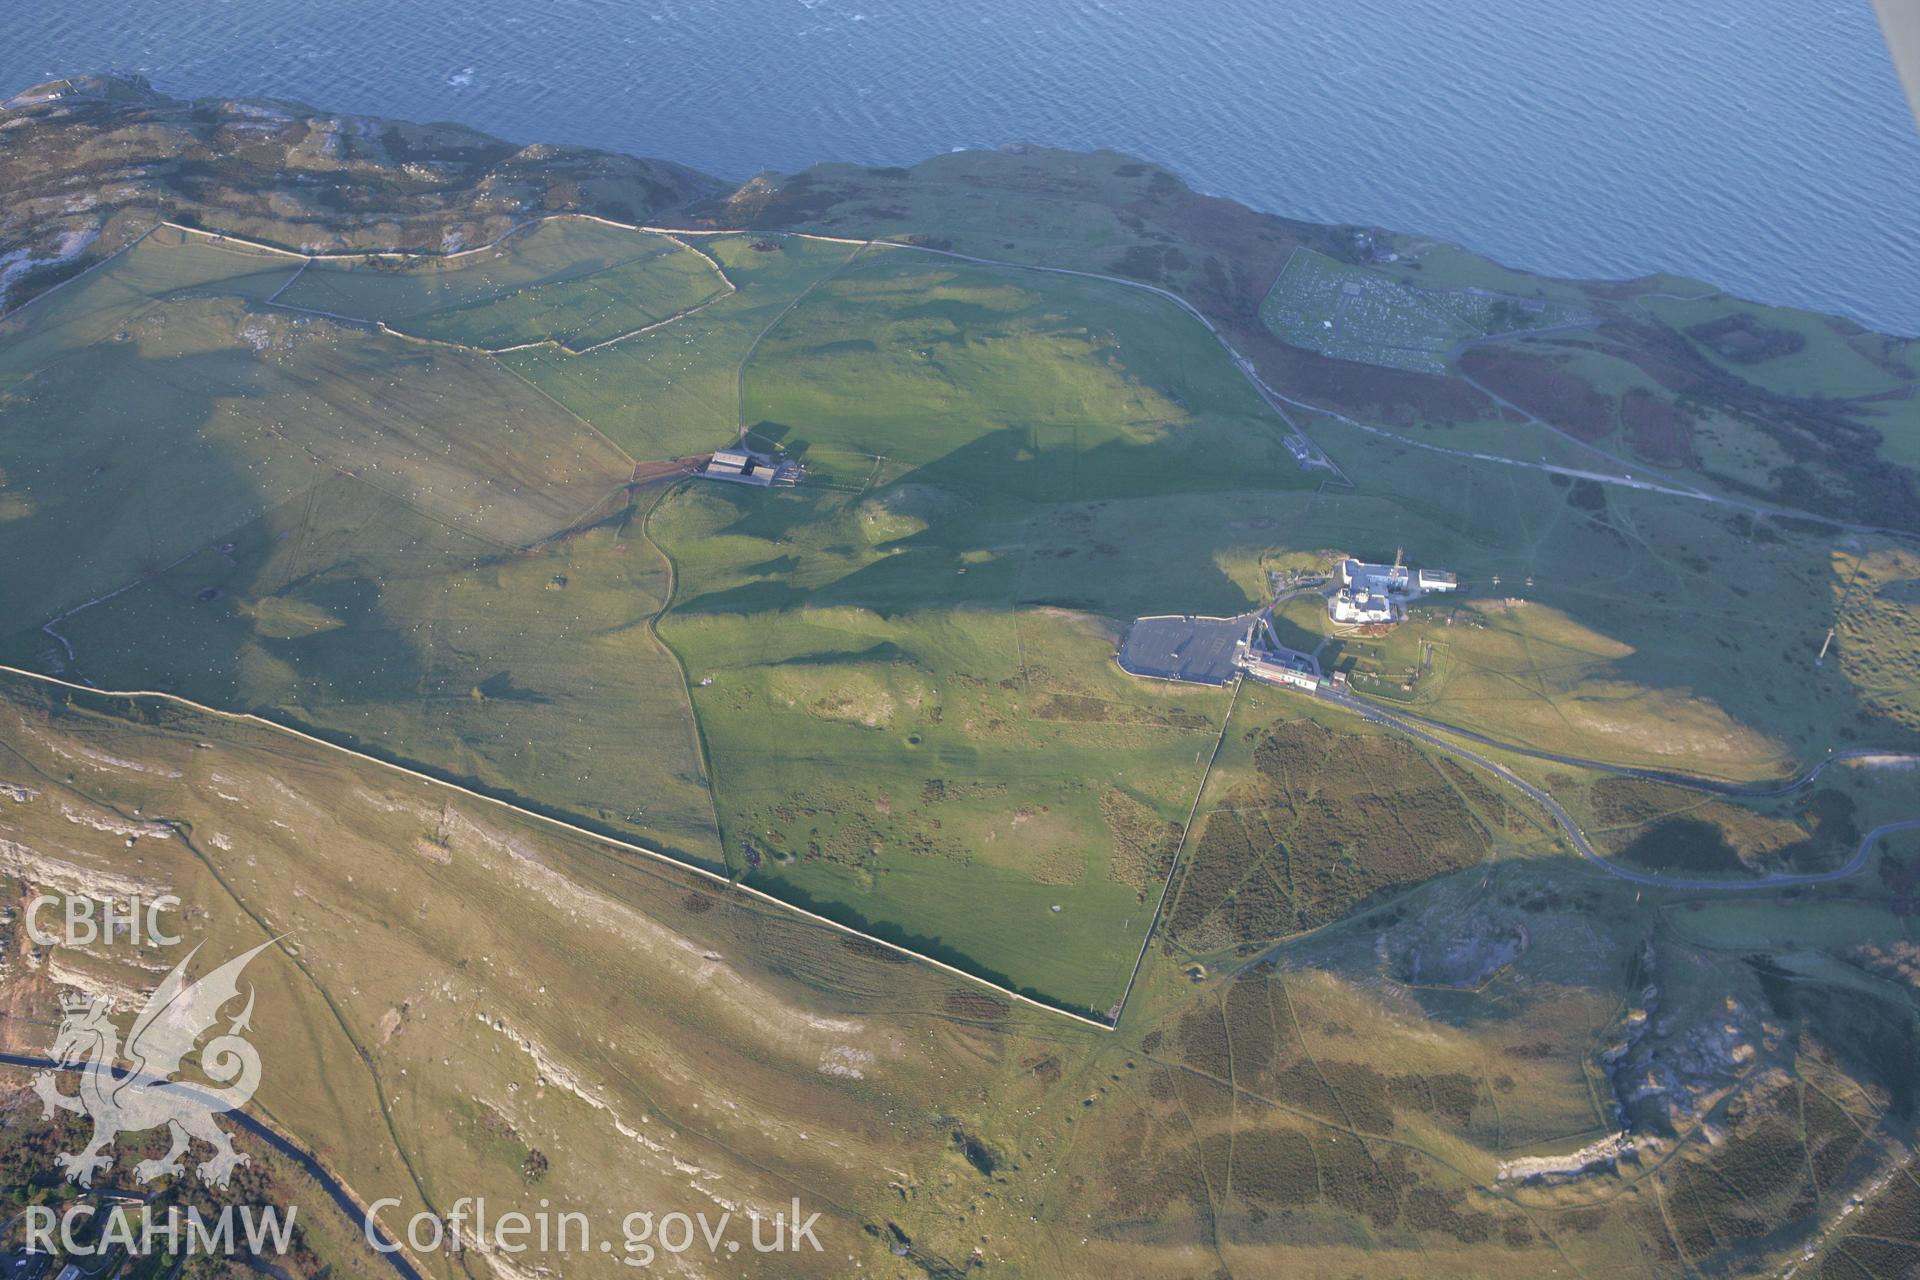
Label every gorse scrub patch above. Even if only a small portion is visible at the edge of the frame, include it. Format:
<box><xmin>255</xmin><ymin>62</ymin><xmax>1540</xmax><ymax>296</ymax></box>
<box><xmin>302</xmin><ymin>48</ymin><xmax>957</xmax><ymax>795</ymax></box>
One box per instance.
<box><xmin>1167</xmin><ymin>720</ymin><xmax>1496</xmax><ymax>949</ymax></box>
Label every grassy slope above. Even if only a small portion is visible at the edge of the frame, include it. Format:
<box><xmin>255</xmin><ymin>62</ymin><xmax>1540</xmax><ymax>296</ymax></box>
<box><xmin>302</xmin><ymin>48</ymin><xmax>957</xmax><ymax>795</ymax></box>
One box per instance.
<box><xmin>710</xmin><ymin>149</ymin><xmax>1919</xmax><ymax>531</ymax></box>
<box><xmin>1641</xmin><ymin>292</ymin><xmax>1915</xmax><ymax>403</ymax></box>
<box><xmin>656</xmin><ymin>482</ymin><xmax>1226</xmax><ymax>1013</ymax></box>
<box><xmin>3</xmin><ymin>181</ymin><xmax>1916</xmax><ymax>1013</ymax></box>
<box><xmin>0</xmin><ymin>229</ymin><xmax>634</xmax><ymax>623</ymax></box>
<box><xmin>279</xmin><ymin>217</ymin><xmax>731</xmax><ymax>351</ymax></box>
<box><xmin>403</xmin><ymin>243</ymin><xmax>722</xmax><ymax>349</ymax></box>
<box><xmin>739</xmin><ymin>253</ymin><xmax>1296</xmax><ymax>490</ymax></box>
<box><xmin>274</xmin><ymin>218</ymin><xmax>674</xmax><ymax>319</ymax></box>
<box><xmin>6</xmin><ymin>677</ymin><xmax>1914</xmax><ymax>1279</ymax></box>
<box><xmin>2</xmin><ymin>95</ymin><xmax>1917</xmax><ymax>1279</ymax></box>
<box><xmin>45</xmin><ymin>480</ymin><xmax>723</xmax><ymax>865</ymax></box>
<box><xmin>2</xmin><ymin>129</ymin><xmax>1917</xmax><ymax>1018</ymax></box>
<box><xmin>0</xmin><ymin>223</ymin><xmax>719</xmax><ymax>866</ymax></box>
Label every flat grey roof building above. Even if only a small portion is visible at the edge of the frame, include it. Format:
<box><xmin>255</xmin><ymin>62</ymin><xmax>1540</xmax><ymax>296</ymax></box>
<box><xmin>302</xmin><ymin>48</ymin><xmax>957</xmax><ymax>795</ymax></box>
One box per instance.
<box><xmin>1117</xmin><ymin>614</ymin><xmax>1251</xmax><ymax>685</ymax></box>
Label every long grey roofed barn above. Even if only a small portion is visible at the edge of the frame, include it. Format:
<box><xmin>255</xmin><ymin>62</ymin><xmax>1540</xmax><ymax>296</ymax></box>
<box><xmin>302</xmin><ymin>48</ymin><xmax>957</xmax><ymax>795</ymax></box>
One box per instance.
<box><xmin>1117</xmin><ymin>614</ymin><xmax>1250</xmax><ymax>685</ymax></box>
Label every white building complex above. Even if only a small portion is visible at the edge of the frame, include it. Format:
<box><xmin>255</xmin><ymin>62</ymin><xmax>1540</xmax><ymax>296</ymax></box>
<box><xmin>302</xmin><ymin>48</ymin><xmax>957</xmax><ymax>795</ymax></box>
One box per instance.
<box><xmin>1328</xmin><ymin>555</ymin><xmax>1457</xmax><ymax>625</ymax></box>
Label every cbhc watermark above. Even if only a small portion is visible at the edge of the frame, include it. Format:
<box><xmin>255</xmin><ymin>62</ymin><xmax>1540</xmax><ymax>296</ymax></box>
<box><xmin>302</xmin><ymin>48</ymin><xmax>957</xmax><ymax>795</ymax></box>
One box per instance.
<box><xmin>25</xmin><ymin>893</ymin><xmax>181</xmax><ymax>947</ymax></box>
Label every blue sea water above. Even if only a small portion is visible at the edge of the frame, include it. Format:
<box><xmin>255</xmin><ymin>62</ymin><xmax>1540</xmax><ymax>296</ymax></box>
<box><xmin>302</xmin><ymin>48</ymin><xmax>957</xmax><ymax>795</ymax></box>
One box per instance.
<box><xmin>3</xmin><ymin>0</ymin><xmax>1916</xmax><ymax>333</ymax></box>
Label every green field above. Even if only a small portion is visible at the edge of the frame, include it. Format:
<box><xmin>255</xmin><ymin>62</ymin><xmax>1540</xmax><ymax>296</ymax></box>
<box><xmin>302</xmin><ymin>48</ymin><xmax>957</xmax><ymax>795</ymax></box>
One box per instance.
<box><xmin>5</xmin><ymin>194</ymin><xmax>1919</xmax><ymax>1015</ymax></box>
<box><xmin>0</xmin><ymin>230</ymin><xmax>634</xmax><ymax>625</ymax></box>
<box><xmin>1640</xmin><ymin>291</ymin><xmax>1920</xmax><ymax>478</ymax></box>
<box><xmin>1641</xmin><ymin>291</ymin><xmax>1918</xmax><ymax>404</ymax></box>
<box><xmin>706</xmin><ymin>149</ymin><xmax>1237</xmax><ymax>288</ymax></box>
<box><xmin>1372</xmin><ymin>241</ymin><xmax>1597</xmax><ymax>305</ymax></box>
<box><xmin>399</xmin><ymin>246</ymin><xmax>725</xmax><ymax>350</ymax></box>
<box><xmin>503</xmin><ymin>234</ymin><xmax>865</xmax><ymax>458</ymax></box>
<box><xmin>0</xmin><ymin>221</ymin><xmax>719</xmax><ymax>863</ymax></box>
<box><xmin>40</xmin><ymin>478</ymin><xmax>724</xmax><ymax>865</ymax></box>
<box><xmin>0</xmin><ymin>210</ymin><xmax>1325</xmax><ymax>1012</ymax></box>
<box><xmin>740</xmin><ymin>252</ymin><xmax>1302</xmax><ymax>492</ymax></box>
<box><xmin>635</xmin><ymin>249</ymin><xmax>1341</xmax><ymax>1010</ymax></box>
<box><xmin>652</xmin><ymin>483</ymin><xmax>1228</xmax><ymax>1013</ymax></box>
<box><xmin>276</xmin><ymin>217</ymin><xmax>729</xmax><ymax>351</ymax></box>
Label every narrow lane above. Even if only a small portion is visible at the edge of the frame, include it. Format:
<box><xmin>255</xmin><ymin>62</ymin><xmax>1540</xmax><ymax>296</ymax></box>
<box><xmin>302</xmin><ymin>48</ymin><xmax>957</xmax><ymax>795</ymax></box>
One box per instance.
<box><xmin>1317</xmin><ymin>687</ymin><xmax>1920</xmax><ymax>890</ymax></box>
<box><xmin>0</xmin><ymin>1053</ymin><xmax>425</xmax><ymax>1280</ymax></box>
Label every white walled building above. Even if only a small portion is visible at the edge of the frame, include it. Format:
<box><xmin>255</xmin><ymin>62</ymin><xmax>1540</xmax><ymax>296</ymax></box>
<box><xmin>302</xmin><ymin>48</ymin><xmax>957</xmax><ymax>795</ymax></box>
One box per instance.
<box><xmin>1328</xmin><ymin>555</ymin><xmax>1458</xmax><ymax>626</ymax></box>
<box><xmin>1329</xmin><ymin>586</ymin><xmax>1396</xmax><ymax>625</ymax></box>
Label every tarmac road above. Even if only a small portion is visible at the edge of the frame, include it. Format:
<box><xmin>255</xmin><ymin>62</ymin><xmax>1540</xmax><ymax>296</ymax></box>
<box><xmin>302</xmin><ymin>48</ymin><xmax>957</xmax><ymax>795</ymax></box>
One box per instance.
<box><xmin>0</xmin><ymin>1053</ymin><xmax>424</xmax><ymax>1280</ymax></box>
<box><xmin>1337</xmin><ymin>695</ymin><xmax>1919</xmax><ymax>798</ymax></box>
<box><xmin>874</xmin><ymin>239</ymin><xmax>1920</xmax><ymax>540</ymax></box>
<box><xmin>1315</xmin><ymin>686</ymin><xmax>1920</xmax><ymax>891</ymax></box>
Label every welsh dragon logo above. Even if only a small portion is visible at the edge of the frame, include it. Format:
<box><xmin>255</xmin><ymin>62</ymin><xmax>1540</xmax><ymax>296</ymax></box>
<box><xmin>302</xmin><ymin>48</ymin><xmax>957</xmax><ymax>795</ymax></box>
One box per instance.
<box><xmin>32</xmin><ymin>941</ymin><xmax>274</xmax><ymax>1188</ymax></box>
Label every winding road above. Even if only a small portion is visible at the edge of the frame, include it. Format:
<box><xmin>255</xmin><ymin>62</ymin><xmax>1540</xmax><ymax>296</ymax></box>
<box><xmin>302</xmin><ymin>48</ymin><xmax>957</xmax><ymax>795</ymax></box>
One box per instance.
<box><xmin>1339</xmin><ymin>695</ymin><xmax>1919</xmax><ymax>798</ymax></box>
<box><xmin>0</xmin><ymin>1052</ymin><xmax>423</xmax><ymax>1280</ymax></box>
<box><xmin>1313</xmin><ymin>685</ymin><xmax>1920</xmax><ymax>890</ymax></box>
<box><xmin>911</xmin><ymin>232</ymin><xmax>1920</xmax><ymax>890</ymax></box>
<box><xmin>864</xmin><ymin>235</ymin><xmax>1920</xmax><ymax>542</ymax></box>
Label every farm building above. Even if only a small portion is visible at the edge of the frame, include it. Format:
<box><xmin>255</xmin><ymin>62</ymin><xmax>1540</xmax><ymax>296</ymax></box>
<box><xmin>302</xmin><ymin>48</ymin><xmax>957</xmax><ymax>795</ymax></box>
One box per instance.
<box><xmin>702</xmin><ymin>447</ymin><xmax>803</xmax><ymax>487</ymax></box>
